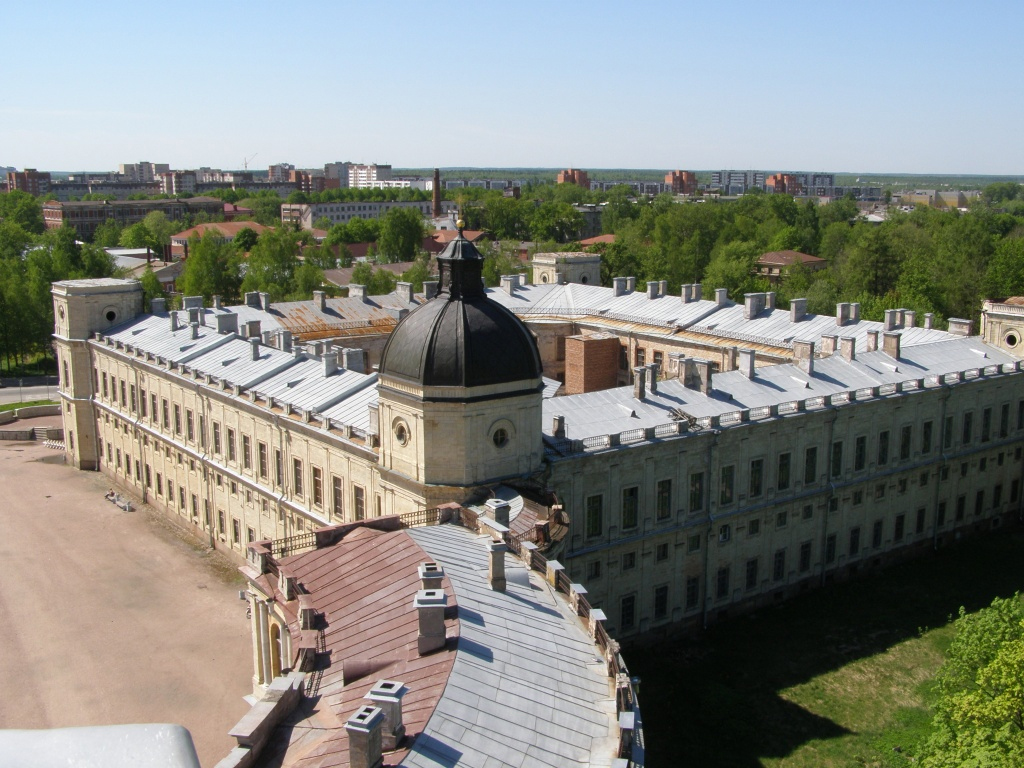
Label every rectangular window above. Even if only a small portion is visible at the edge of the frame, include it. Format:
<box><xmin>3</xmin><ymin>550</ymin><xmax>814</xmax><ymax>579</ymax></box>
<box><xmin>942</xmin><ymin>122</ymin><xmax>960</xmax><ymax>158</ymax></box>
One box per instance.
<box><xmin>749</xmin><ymin>518</ymin><xmax>760</xmax><ymax>536</ymax></box>
<box><xmin>719</xmin><ymin>465</ymin><xmax>735</xmax><ymax>505</ymax></box>
<box><xmin>586</xmin><ymin>495</ymin><xmax>603</xmax><ymax>537</ymax></box>
<box><xmin>655</xmin><ymin>542</ymin><xmax>669</xmax><ymax>562</ymax></box>
<box><xmin>916</xmin><ymin>507</ymin><xmax>926</xmax><ymax>534</ymax></box>
<box><xmin>1000</xmin><ymin>404</ymin><xmax>1009</xmax><ymax>438</ymax></box>
<box><xmin>855</xmin><ymin>436</ymin><xmax>866</xmax><ymax>471</ymax></box>
<box><xmin>982</xmin><ymin>407</ymin><xmax>992</xmax><ymax>443</ymax></box>
<box><xmin>745</xmin><ymin>558</ymin><xmax>758</xmax><ymax>590</ymax></box>
<box><xmin>773</xmin><ymin>549</ymin><xmax>786</xmax><ymax>581</ymax></box>
<box><xmin>212</xmin><ymin>422</ymin><xmax>221</xmax><ymax>454</ymax></box>
<box><xmin>167</xmin><ymin>478</ymin><xmax>173</xmax><ymax>498</ymax></box>
<box><xmin>900</xmin><ymin>425</ymin><xmax>912</xmax><ymax>461</ymax></box>
<box><xmin>178</xmin><ymin>486</ymin><xmax>185</xmax><ymax>509</ymax></box>
<box><xmin>718</xmin><ymin>524</ymin><xmax>731</xmax><ymax>542</ymax></box>
<box><xmin>120</xmin><ymin>380</ymin><xmax>126</xmax><ymax>408</ymax></box>
<box><xmin>776</xmin><ymin>510</ymin><xmax>788</xmax><ymax>529</ymax></box>
<box><xmin>198</xmin><ymin>416</ymin><xmax>205</xmax><ymax>448</ymax></box>
<box><xmin>620</xmin><ymin>595</ymin><xmax>636</xmax><ymax>631</ymax></box>
<box><xmin>655</xmin><ymin>479</ymin><xmax>672</xmax><ymax>520</ymax></box>
<box><xmin>217</xmin><ymin>510</ymin><xmax>225</xmax><ymax>535</ymax></box>
<box><xmin>354</xmin><ymin>485</ymin><xmax>365</xmax><ymax>520</ymax></box>
<box><xmin>799</xmin><ymin>541</ymin><xmax>812</xmax><ymax>573</ymax></box>
<box><xmin>327</xmin><ymin>476</ymin><xmax>342</xmax><ymax>518</ymax></box>
<box><xmin>151</xmin><ymin>393</ymin><xmax>157</xmax><ymax>422</ymax></box>
<box><xmin>312</xmin><ymin>466</ymin><xmax>323</xmax><ymax>507</ymax></box>
<box><xmin>275</xmin><ymin>449</ymin><xmax>283</xmax><ymax>486</ymax></box>
<box><xmin>922</xmin><ymin>421</ymin><xmax>933</xmax><ymax>454</ymax></box>
<box><xmin>778</xmin><ymin>452</ymin><xmax>791</xmax><ymax>490</ymax></box>
<box><xmin>956</xmin><ymin>495</ymin><xmax>966</xmax><ymax>521</ymax></box>
<box><xmin>162</xmin><ymin>399</ymin><xmax>169</xmax><ymax>430</ymax></box>
<box><xmin>872</xmin><ymin>519</ymin><xmax>883</xmax><ymax>548</ymax></box>
<box><xmin>130</xmin><ymin>385</ymin><xmax>137</xmax><ymax>413</ymax></box>
<box><xmin>849</xmin><ymin>526</ymin><xmax>861</xmax><ymax>556</ymax></box>
<box><xmin>689</xmin><ymin>472</ymin><xmax>704</xmax><ymax>512</ymax></box>
<box><xmin>292</xmin><ymin>459</ymin><xmax>303</xmax><ymax>497</ymax></box>
<box><xmin>247</xmin><ymin>527</ymin><xmax>255</xmax><ymax>544</ymax></box>
<box><xmin>749</xmin><ymin>459</ymin><xmax>763</xmax><ymax>497</ymax></box>
<box><xmin>1011</xmin><ymin>479</ymin><xmax>1020</xmax><ymax>503</ymax></box>
<box><xmin>686</xmin><ymin>577</ymin><xmax>700</xmax><ymax>609</ymax></box>
<box><xmin>894</xmin><ymin>514</ymin><xmax>905</xmax><ymax>541</ymax></box>
<box><xmin>144</xmin><ymin>464</ymin><xmax>151</xmax><ymax>487</ymax></box>
<box><xmin>878</xmin><ymin>431</ymin><xmax>889</xmax><ymax>465</ymax></box>
<box><xmin>173</xmin><ymin>404</ymin><xmax>181</xmax><ymax>434</ymax></box>
<box><xmin>963</xmin><ymin>412</ymin><xmax>973</xmax><ymax>445</ymax></box>
<box><xmin>825</xmin><ymin>533</ymin><xmax>837</xmax><ymax>563</ymax></box>
<box><xmin>621</xmin><ymin>486</ymin><xmax>639</xmax><ymax>529</ymax></box>
<box><xmin>635</xmin><ymin>347</ymin><xmax>645</xmax><ymax>367</ymax></box>
<box><xmin>156</xmin><ymin>472</ymin><xmax>162</xmax><ymax>494</ymax></box>
<box><xmin>587</xmin><ymin>561</ymin><xmax>601</xmax><ymax>580</ymax></box>
<box><xmin>687</xmin><ymin>534</ymin><xmax>701</xmax><ymax>553</ymax></box>
<box><xmin>621</xmin><ymin>551</ymin><xmax>636</xmax><ymax>570</ymax></box>
<box><xmin>186</xmin><ymin>410</ymin><xmax>194</xmax><ymax>442</ymax></box>
<box><xmin>227</xmin><ymin>429</ymin><xmax>236</xmax><ymax>462</ymax></box>
<box><xmin>653</xmin><ymin>586</ymin><xmax>668</xmax><ymax>620</ymax></box>
<box><xmin>232</xmin><ymin>518</ymin><xmax>240</xmax><ymax>544</ymax></box>
<box><xmin>716</xmin><ymin>566</ymin><xmax>730</xmax><ymax>599</ymax></box>
<box><xmin>102</xmin><ymin>372</ymin><xmax>108</xmax><ymax>398</ymax></box>
<box><xmin>258</xmin><ymin>442</ymin><xmax>268</xmax><ymax>479</ymax></box>
<box><xmin>242</xmin><ymin>435</ymin><xmax>251</xmax><ymax>470</ymax></box>
<box><xmin>831</xmin><ymin>441</ymin><xmax>843</xmax><ymax>478</ymax></box>
<box><xmin>804</xmin><ymin>447</ymin><xmax>817</xmax><ymax>485</ymax></box>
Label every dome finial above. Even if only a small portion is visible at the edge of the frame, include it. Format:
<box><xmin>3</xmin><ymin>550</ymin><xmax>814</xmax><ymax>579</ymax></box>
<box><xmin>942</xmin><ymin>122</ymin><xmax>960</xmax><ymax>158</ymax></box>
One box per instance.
<box><xmin>456</xmin><ymin>213</ymin><xmax>465</xmax><ymax>234</ymax></box>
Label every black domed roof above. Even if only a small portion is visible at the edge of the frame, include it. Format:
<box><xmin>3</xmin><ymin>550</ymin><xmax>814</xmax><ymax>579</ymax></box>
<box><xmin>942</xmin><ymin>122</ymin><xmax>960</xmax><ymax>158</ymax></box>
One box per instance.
<box><xmin>379</xmin><ymin>232</ymin><xmax>542</xmax><ymax>388</ymax></box>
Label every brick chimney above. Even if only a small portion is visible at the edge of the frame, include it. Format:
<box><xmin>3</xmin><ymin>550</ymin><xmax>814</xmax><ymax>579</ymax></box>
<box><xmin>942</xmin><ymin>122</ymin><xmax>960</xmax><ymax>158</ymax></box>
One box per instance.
<box><xmin>364</xmin><ymin>680</ymin><xmax>408</xmax><ymax>751</ymax></box>
<box><xmin>790</xmin><ymin>298</ymin><xmax>807</xmax><ymax>323</ymax></box>
<box><xmin>345</xmin><ymin>705</ymin><xmax>385</xmax><ymax>768</ymax></box>
<box><xmin>313</xmin><ymin>290</ymin><xmax>326</xmax><ymax>311</ymax></box>
<box><xmin>683</xmin><ymin>359</ymin><xmax>713</xmax><ymax>394</ymax></box>
<box><xmin>633</xmin><ymin>366</ymin><xmax>647</xmax><ymax>400</ymax></box>
<box><xmin>793</xmin><ymin>340</ymin><xmax>815</xmax><ymax>375</ymax></box>
<box><xmin>948</xmin><ymin>318</ymin><xmax>973</xmax><ymax>337</ymax></box>
<box><xmin>840</xmin><ymin>336</ymin><xmax>856</xmax><ymax>362</ymax></box>
<box><xmin>738</xmin><ymin>348</ymin><xmax>756</xmax><ymax>378</ymax></box>
<box><xmin>396</xmin><ymin>281</ymin><xmax>414</xmax><ymax>303</ymax></box>
<box><xmin>646</xmin><ymin>362</ymin><xmax>659</xmax><ymax>394</ymax></box>
<box><xmin>418</xmin><ymin>562</ymin><xmax>444</xmax><ymax>591</ymax></box>
<box><xmin>485</xmin><ymin>498</ymin><xmax>510</xmax><ymax>527</ymax></box>
<box><xmin>488</xmin><ymin>541</ymin><xmax>507</xmax><ymax>591</ymax></box>
<box><xmin>349</xmin><ymin>284</ymin><xmax>367</xmax><ymax>303</ymax></box>
<box><xmin>414</xmin><ymin>590</ymin><xmax>447</xmax><ymax>655</ymax></box>
<box><xmin>883</xmin><ymin>331</ymin><xmax>901</xmax><ymax>359</ymax></box>
<box><xmin>866</xmin><ymin>330</ymin><xmax>879</xmax><ymax>352</ymax></box>
<box><xmin>821</xmin><ymin>334</ymin><xmax>838</xmax><ymax>355</ymax></box>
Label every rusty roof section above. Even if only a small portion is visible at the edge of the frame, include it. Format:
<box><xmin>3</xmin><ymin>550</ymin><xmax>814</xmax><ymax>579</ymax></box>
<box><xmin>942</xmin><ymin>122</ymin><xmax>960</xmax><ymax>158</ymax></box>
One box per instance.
<box><xmin>757</xmin><ymin>249</ymin><xmax>826</xmax><ymax>266</ymax></box>
<box><xmin>266</xmin><ymin>293</ymin><xmax>423</xmax><ymax>342</ymax></box>
<box><xmin>255</xmin><ymin>524</ymin><xmax>458</xmax><ymax>768</ymax></box>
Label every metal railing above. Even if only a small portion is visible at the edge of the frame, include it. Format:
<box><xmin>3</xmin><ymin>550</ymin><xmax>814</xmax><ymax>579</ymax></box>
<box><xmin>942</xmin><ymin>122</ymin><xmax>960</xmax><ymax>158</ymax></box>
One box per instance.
<box><xmin>397</xmin><ymin>506</ymin><xmax>444</xmax><ymax>528</ymax></box>
<box><xmin>269</xmin><ymin>530</ymin><xmax>318</xmax><ymax>557</ymax></box>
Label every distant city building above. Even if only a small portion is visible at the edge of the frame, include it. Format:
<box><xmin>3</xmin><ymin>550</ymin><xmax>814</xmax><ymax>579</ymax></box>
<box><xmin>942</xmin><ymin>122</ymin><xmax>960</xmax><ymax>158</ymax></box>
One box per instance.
<box><xmin>766</xmin><ymin>173</ymin><xmax>802</xmax><ymax>195</ymax></box>
<box><xmin>531</xmin><ymin>251</ymin><xmax>602</xmax><ymax>286</ymax></box>
<box><xmin>665</xmin><ymin>170</ymin><xmax>698</xmax><ymax>195</ymax></box>
<box><xmin>288</xmin><ymin>170</ymin><xmax>339</xmax><ymax>195</ymax></box>
<box><xmin>43</xmin><ymin>197</ymin><xmax>224</xmax><ymax>240</ymax></box>
<box><xmin>898</xmin><ymin>190</ymin><xmax>980</xmax><ymax>209</ymax></box>
<box><xmin>48</xmin><ymin>180</ymin><xmax>162</xmax><ymax>201</ymax></box>
<box><xmin>169</xmin><ymin>221</ymin><xmax>271</xmax><ymax>257</ymax></box>
<box><xmin>158</xmin><ymin>171</ymin><xmax>197</xmax><ymax>196</ymax></box>
<box><xmin>118</xmin><ymin>162</ymin><xmax>169</xmax><ymax>183</ymax></box>
<box><xmin>709</xmin><ymin>170</ymin><xmax>766</xmax><ymax>195</ymax></box>
<box><xmin>557</xmin><ymin>168</ymin><xmax>590</xmax><ymax>188</ymax></box>
<box><xmin>323</xmin><ymin>161</ymin><xmax>351</xmax><ymax>187</ymax></box>
<box><xmin>267</xmin><ymin>163</ymin><xmax>295</xmax><ymax>183</ymax></box>
<box><xmin>281</xmin><ymin>199</ymin><xmax>456</xmax><ymax>230</ymax></box>
<box><xmin>348</xmin><ymin>163</ymin><xmax>392</xmax><ymax>188</ymax></box>
<box><xmin>443</xmin><ymin>178</ymin><xmax>523</xmax><ymax>191</ymax></box>
<box><xmin>7</xmin><ymin>168</ymin><xmax>51</xmax><ymax>196</ymax></box>
<box><xmin>756</xmin><ymin>250</ymin><xmax>828</xmax><ymax>284</ymax></box>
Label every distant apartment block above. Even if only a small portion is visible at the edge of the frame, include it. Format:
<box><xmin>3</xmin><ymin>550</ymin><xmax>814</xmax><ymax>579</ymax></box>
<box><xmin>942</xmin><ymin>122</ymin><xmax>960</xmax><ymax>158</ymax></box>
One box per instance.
<box><xmin>43</xmin><ymin>197</ymin><xmax>224</xmax><ymax>240</ymax></box>
<box><xmin>348</xmin><ymin>163</ymin><xmax>392</xmax><ymax>188</ymax></box>
<box><xmin>7</xmin><ymin>168</ymin><xmax>51</xmax><ymax>196</ymax></box>
<box><xmin>665</xmin><ymin>170</ymin><xmax>698</xmax><ymax>195</ymax></box>
<box><xmin>281</xmin><ymin>199</ymin><xmax>457</xmax><ymax>230</ymax></box>
<box><xmin>49</xmin><ymin>180</ymin><xmax>162</xmax><ymax>201</ymax></box>
<box><xmin>899</xmin><ymin>190</ymin><xmax>980</xmax><ymax>209</ymax></box>
<box><xmin>444</xmin><ymin>178</ymin><xmax>523</xmax><ymax>191</ymax></box>
<box><xmin>267</xmin><ymin>163</ymin><xmax>295</xmax><ymax>183</ymax></box>
<box><xmin>118</xmin><ymin>162</ymin><xmax>169</xmax><ymax>183</ymax></box>
<box><xmin>557</xmin><ymin>168</ymin><xmax>590</xmax><ymax>188</ymax></box>
<box><xmin>158</xmin><ymin>171</ymin><xmax>197</xmax><ymax>196</ymax></box>
<box><xmin>710</xmin><ymin>170</ymin><xmax>766</xmax><ymax>195</ymax></box>
<box><xmin>766</xmin><ymin>173</ymin><xmax>802</xmax><ymax>195</ymax></box>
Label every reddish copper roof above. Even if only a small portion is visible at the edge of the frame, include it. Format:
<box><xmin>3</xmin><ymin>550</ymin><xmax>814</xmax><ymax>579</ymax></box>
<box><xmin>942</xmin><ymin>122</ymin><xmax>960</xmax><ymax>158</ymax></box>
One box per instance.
<box><xmin>170</xmin><ymin>221</ymin><xmax>270</xmax><ymax>242</ymax></box>
<box><xmin>757</xmin><ymin>249</ymin><xmax>826</xmax><ymax>266</ymax></box>
<box><xmin>579</xmin><ymin>233</ymin><xmax>616</xmax><ymax>246</ymax></box>
<box><xmin>257</xmin><ymin>525</ymin><xmax>458</xmax><ymax>768</ymax></box>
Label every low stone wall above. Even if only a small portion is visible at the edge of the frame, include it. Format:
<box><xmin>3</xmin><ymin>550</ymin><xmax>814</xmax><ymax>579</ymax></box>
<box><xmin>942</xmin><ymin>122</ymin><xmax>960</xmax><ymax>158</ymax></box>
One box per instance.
<box><xmin>15</xmin><ymin>405</ymin><xmax>61</xmax><ymax>418</ymax></box>
<box><xmin>0</xmin><ymin>430</ymin><xmax>34</xmax><ymax>441</ymax></box>
<box><xmin>214</xmin><ymin>672</ymin><xmax>305</xmax><ymax>768</ymax></box>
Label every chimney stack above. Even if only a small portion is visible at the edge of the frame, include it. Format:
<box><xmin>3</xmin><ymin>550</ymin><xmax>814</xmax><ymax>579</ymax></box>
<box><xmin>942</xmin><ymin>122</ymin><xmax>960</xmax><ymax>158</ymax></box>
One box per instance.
<box><xmin>613</xmin><ymin>277</ymin><xmax>627</xmax><ymax>297</ymax></box>
<box><xmin>245</xmin><ymin>291</ymin><xmax>260</xmax><ymax>308</ymax></box>
<box><xmin>150</xmin><ymin>297</ymin><xmax>167</xmax><ymax>314</ymax></box>
<box><xmin>866</xmin><ymin>329</ymin><xmax>879</xmax><ymax>352</ymax></box>
<box><xmin>821</xmin><ymin>334</ymin><xmax>838</xmax><ymax>355</ymax></box>
<box><xmin>250</xmin><ymin>337</ymin><xmax>261</xmax><ymax>361</ymax></box>
<box><xmin>190</xmin><ymin>322</ymin><xmax>199</xmax><ymax>340</ymax></box>
<box><xmin>418</xmin><ymin>562</ymin><xmax>444</xmax><ymax>591</ymax></box>
<box><xmin>883</xmin><ymin>331</ymin><xmax>901</xmax><ymax>359</ymax></box>
<box><xmin>345</xmin><ymin>706</ymin><xmax>385</xmax><ymax>768</ymax></box>
<box><xmin>188</xmin><ymin>307</ymin><xmax>200</xmax><ymax>326</ymax></box>
<box><xmin>500</xmin><ymin>276</ymin><xmax>516</xmax><ymax>294</ymax></box>
<box><xmin>947</xmin><ymin>318</ymin><xmax>973</xmax><ymax>337</ymax></box>
<box><xmin>414</xmin><ymin>590</ymin><xmax>447</xmax><ymax>655</ymax></box>
<box><xmin>738</xmin><ymin>348</ymin><xmax>756</xmax><ymax>378</ymax></box>
<box><xmin>423</xmin><ymin>281</ymin><xmax>439</xmax><ymax>300</ymax></box>
<box><xmin>625</xmin><ymin>276</ymin><xmax>636</xmax><ymax>292</ymax></box>
<box><xmin>793</xmin><ymin>340</ymin><xmax>815</xmax><ymax>375</ymax></box>
<box><xmin>840</xmin><ymin>336</ymin><xmax>856</xmax><ymax>362</ymax></box>
<box><xmin>349</xmin><ymin>284</ymin><xmax>367</xmax><ymax>303</ymax></box>
<box><xmin>646</xmin><ymin>281</ymin><xmax>658</xmax><ymax>299</ymax></box>
<box><xmin>659</xmin><ymin>280</ymin><xmax>667</xmax><ymax>297</ymax></box>
<box><xmin>313</xmin><ymin>290</ymin><xmax>326</xmax><ymax>311</ymax></box>
<box><xmin>904</xmin><ymin>310</ymin><xmax>916</xmax><ymax>328</ymax></box>
<box><xmin>633</xmin><ymin>366</ymin><xmax>647</xmax><ymax>400</ymax></box>
<box><xmin>216</xmin><ymin>312</ymin><xmax>238</xmax><ymax>335</ymax></box>
<box><xmin>884</xmin><ymin>309</ymin><xmax>898</xmax><ymax>331</ymax></box>
<box><xmin>260</xmin><ymin>292</ymin><xmax>270</xmax><ymax>311</ymax></box>
<box><xmin>715</xmin><ymin>288</ymin><xmax>729</xmax><ymax>305</ymax></box>
<box><xmin>364</xmin><ymin>680</ymin><xmax>408</xmax><ymax>751</ymax></box>
<box><xmin>245</xmin><ymin>319</ymin><xmax>261</xmax><ymax>339</ymax></box>
<box><xmin>850</xmin><ymin>302</ymin><xmax>861</xmax><ymax>323</ymax></box>
<box><xmin>744</xmin><ymin>292</ymin><xmax>765</xmax><ymax>319</ymax></box>
<box><xmin>212</xmin><ymin>295</ymin><xmax>222</xmax><ymax>310</ymax></box>
<box><xmin>432</xmin><ymin>168</ymin><xmax>441</xmax><ymax>218</ymax></box>
<box><xmin>765</xmin><ymin>291</ymin><xmax>776</xmax><ymax>310</ymax></box>
<box><xmin>396</xmin><ymin>281</ymin><xmax>414</xmax><ymax>303</ymax></box>
<box><xmin>323</xmin><ymin>352</ymin><xmax>338</xmax><ymax>376</ymax></box>
<box><xmin>342</xmin><ymin>348</ymin><xmax>366</xmax><ymax>373</ymax></box>
<box><xmin>683</xmin><ymin>359</ymin><xmax>713</xmax><ymax>394</ymax></box>
<box><xmin>924</xmin><ymin>313</ymin><xmax>934</xmax><ymax>330</ymax></box>
<box><xmin>836</xmin><ymin>302</ymin><xmax>850</xmax><ymax>326</ymax></box>
<box><xmin>646</xmin><ymin>363</ymin><xmax>659</xmax><ymax>394</ymax></box>
<box><xmin>680</xmin><ymin>284</ymin><xmax>693</xmax><ymax>303</ymax></box>
<box><xmin>170</xmin><ymin>312</ymin><xmax>179</xmax><ymax>332</ymax></box>
<box><xmin>485</xmin><ymin>498</ymin><xmax>510</xmax><ymax>528</ymax></box>
<box><xmin>279</xmin><ymin>330</ymin><xmax>293</xmax><ymax>352</ymax></box>
<box><xmin>552</xmin><ymin>415</ymin><xmax>566</xmax><ymax>439</ymax></box>
<box><xmin>488</xmin><ymin>541</ymin><xmax>507</xmax><ymax>592</ymax></box>
<box><xmin>790</xmin><ymin>298</ymin><xmax>807</xmax><ymax>323</ymax></box>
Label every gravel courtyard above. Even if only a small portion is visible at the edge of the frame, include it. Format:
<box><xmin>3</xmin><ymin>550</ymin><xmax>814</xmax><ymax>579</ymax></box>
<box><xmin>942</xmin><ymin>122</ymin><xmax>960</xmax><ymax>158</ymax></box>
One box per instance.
<box><xmin>0</xmin><ymin>419</ymin><xmax>252</xmax><ymax>766</ymax></box>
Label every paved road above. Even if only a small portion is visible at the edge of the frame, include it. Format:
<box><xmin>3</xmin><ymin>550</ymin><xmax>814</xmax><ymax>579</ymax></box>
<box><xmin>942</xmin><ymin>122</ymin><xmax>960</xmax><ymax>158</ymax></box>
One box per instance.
<box><xmin>0</xmin><ymin>422</ymin><xmax>252</xmax><ymax>766</ymax></box>
<box><xmin>0</xmin><ymin>384</ymin><xmax>57</xmax><ymax>406</ymax></box>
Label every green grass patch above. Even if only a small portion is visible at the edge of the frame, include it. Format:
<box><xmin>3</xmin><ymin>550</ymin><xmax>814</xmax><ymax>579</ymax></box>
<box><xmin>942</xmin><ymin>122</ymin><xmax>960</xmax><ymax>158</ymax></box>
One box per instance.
<box><xmin>0</xmin><ymin>400</ymin><xmax>57</xmax><ymax>413</ymax></box>
<box><xmin>629</xmin><ymin>530</ymin><xmax>1024</xmax><ymax>767</ymax></box>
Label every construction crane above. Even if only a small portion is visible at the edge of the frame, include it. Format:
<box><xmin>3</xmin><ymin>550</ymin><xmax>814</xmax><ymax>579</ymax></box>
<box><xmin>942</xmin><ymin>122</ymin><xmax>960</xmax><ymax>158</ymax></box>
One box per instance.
<box><xmin>243</xmin><ymin>153</ymin><xmax>258</xmax><ymax>171</ymax></box>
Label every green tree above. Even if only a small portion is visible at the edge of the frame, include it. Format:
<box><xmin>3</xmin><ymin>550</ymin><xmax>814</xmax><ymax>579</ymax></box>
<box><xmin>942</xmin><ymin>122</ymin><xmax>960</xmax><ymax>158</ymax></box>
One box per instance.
<box><xmin>303</xmin><ymin>245</ymin><xmax>339</xmax><ymax>271</ymax></box>
<box><xmin>916</xmin><ymin>596</ymin><xmax>1024</xmax><ymax>767</ymax></box>
<box><xmin>289</xmin><ymin>263</ymin><xmax>325</xmax><ymax>300</ymax></box>
<box><xmin>233</xmin><ymin>226</ymin><xmax>260</xmax><ymax>252</ymax></box>
<box><xmin>91</xmin><ymin>219</ymin><xmax>123</xmax><ymax>248</ymax></box>
<box><xmin>139</xmin><ymin>267</ymin><xmax>166</xmax><ymax>311</ymax></box>
<box><xmin>377</xmin><ymin>207</ymin><xmax>425</xmax><ymax>262</ymax></box>
<box><xmin>530</xmin><ymin>201</ymin><xmax>584</xmax><ymax>242</ymax></box>
<box><xmin>0</xmin><ymin>190</ymin><xmax>44</xmax><ymax>234</ymax></box>
<box><xmin>400</xmin><ymin>255</ymin><xmax>433</xmax><ymax>293</ymax></box>
<box><xmin>241</xmin><ymin>228</ymin><xmax>300</xmax><ymax>300</ymax></box>
<box><xmin>178</xmin><ymin>232</ymin><xmax>243</xmax><ymax>301</ymax></box>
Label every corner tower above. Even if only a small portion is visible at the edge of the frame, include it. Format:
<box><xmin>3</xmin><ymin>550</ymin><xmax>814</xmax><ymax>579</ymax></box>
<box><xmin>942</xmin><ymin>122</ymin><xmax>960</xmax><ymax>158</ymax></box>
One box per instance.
<box><xmin>52</xmin><ymin>278</ymin><xmax>143</xmax><ymax>469</ymax></box>
<box><xmin>377</xmin><ymin>229</ymin><xmax>544</xmax><ymax>496</ymax></box>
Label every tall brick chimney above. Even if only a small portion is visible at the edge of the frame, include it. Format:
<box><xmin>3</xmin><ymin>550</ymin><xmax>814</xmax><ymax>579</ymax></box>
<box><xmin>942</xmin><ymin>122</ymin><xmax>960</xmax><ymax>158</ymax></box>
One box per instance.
<box><xmin>432</xmin><ymin>168</ymin><xmax>441</xmax><ymax>218</ymax></box>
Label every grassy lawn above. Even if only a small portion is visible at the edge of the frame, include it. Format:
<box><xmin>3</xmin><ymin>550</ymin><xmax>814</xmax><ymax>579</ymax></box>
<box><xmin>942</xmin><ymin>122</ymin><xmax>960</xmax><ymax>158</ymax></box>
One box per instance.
<box><xmin>0</xmin><ymin>400</ymin><xmax>57</xmax><ymax>413</ymax></box>
<box><xmin>630</xmin><ymin>528</ymin><xmax>1024</xmax><ymax>767</ymax></box>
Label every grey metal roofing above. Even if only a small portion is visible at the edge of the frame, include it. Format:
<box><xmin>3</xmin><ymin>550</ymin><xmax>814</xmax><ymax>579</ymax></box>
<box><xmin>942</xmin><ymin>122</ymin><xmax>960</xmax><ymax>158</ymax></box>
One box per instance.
<box><xmin>405</xmin><ymin>524</ymin><xmax>619</xmax><ymax>768</ymax></box>
<box><xmin>184</xmin><ymin>337</ymin><xmax>296</xmax><ymax>388</ymax></box>
<box><xmin>105</xmin><ymin>311</ymin><xmax>233</xmax><ymax>362</ymax></box>
<box><xmin>543</xmin><ymin>336</ymin><xmax>1019</xmax><ymax>441</ymax></box>
<box><xmin>254</xmin><ymin>359</ymin><xmax>375</xmax><ymax>414</ymax></box>
<box><xmin>320</xmin><ymin>375</ymin><xmax>380</xmax><ymax>431</ymax></box>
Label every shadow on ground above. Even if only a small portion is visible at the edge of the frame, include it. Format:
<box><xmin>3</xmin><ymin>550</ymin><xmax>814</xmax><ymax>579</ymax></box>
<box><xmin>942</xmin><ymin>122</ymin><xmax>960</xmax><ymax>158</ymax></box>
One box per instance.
<box><xmin>629</xmin><ymin>526</ymin><xmax>1024</xmax><ymax>767</ymax></box>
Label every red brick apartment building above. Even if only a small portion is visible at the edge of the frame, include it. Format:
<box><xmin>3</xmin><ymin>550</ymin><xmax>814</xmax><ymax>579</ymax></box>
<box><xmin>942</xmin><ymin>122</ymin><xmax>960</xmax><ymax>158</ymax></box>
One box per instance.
<box><xmin>665</xmin><ymin>170</ymin><xmax>697</xmax><ymax>195</ymax></box>
<box><xmin>7</xmin><ymin>168</ymin><xmax>51</xmax><ymax>196</ymax></box>
<box><xmin>557</xmin><ymin>167</ymin><xmax>590</xmax><ymax>188</ymax></box>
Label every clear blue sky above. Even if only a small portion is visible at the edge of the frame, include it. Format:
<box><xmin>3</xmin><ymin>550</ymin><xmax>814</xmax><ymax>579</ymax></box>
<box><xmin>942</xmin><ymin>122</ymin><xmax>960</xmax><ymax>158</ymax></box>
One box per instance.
<box><xmin>4</xmin><ymin>1</ymin><xmax>1023</xmax><ymax>175</ymax></box>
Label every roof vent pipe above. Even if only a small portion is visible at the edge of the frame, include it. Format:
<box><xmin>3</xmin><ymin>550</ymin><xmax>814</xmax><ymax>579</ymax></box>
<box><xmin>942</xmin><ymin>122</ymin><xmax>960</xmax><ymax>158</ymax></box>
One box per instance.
<box><xmin>633</xmin><ymin>366</ymin><xmax>647</xmax><ymax>400</ymax></box>
<box><xmin>170</xmin><ymin>312</ymin><xmax>179</xmax><ymax>332</ymax></box>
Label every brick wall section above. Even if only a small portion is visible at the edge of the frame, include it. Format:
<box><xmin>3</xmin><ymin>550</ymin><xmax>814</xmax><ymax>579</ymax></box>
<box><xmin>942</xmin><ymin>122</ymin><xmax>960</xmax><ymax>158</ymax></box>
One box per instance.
<box><xmin>565</xmin><ymin>334</ymin><xmax>621</xmax><ymax>394</ymax></box>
